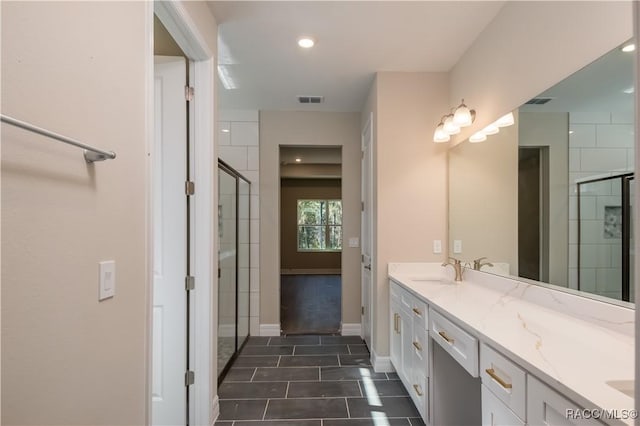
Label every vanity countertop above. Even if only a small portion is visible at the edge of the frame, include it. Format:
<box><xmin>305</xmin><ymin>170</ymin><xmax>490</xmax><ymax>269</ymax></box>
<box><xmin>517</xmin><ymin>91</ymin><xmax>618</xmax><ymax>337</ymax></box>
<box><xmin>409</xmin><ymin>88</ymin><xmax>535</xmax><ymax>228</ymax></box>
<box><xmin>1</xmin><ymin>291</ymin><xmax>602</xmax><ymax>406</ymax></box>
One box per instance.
<box><xmin>388</xmin><ymin>263</ymin><xmax>635</xmax><ymax>425</ymax></box>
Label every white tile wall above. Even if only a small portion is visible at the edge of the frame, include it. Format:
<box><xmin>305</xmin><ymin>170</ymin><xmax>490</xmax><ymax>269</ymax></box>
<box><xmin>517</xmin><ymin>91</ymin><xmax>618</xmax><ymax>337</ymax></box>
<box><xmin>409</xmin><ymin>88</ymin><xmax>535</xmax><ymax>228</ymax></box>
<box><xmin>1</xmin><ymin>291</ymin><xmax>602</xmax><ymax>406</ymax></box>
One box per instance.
<box><xmin>218</xmin><ymin>110</ymin><xmax>261</xmax><ymax>336</ymax></box>
<box><xmin>569</xmin><ymin>112</ymin><xmax>632</xmax><ymax>300</ymax></box>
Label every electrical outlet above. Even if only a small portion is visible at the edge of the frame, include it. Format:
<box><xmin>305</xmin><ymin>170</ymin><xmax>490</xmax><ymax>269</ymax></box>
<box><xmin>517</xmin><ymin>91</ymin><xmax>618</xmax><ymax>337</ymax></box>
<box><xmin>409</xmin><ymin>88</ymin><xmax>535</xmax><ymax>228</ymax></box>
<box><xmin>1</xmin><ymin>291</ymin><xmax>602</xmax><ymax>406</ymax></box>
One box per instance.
<box><xmin>433</xmin><ymin>240</ymin><xmax>442</xmax><ymax>254</ymax></box>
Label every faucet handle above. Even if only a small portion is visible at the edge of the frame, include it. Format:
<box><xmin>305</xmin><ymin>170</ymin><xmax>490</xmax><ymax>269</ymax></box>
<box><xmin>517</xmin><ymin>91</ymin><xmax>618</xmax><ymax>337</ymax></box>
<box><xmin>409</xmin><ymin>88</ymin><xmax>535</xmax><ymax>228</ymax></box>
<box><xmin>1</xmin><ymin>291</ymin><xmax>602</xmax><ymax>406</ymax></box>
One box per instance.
<box><xmin>473</xmin><ymin>257</ymin><xmax>487</xmax><ymax>263</ymax></box>
<box><xmin>448</xmin><ymin>256</ymin><xmax>461</xmax><ymax>265</ymax></box>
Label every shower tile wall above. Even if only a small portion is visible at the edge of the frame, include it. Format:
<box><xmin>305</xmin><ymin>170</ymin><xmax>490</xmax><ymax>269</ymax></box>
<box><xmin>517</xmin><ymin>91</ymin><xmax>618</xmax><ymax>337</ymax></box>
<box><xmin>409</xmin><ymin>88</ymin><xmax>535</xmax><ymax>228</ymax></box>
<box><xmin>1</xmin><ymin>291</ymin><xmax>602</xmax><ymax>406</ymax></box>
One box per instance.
<box><xmin>220</xmin><ymin>110</ymin><xmax>261</xmax><ymax>335</ymax></box>
<box><xmin>568</xmin><ymin>111</ymin><xmax>634</xmax><ymax>299</ymax></box>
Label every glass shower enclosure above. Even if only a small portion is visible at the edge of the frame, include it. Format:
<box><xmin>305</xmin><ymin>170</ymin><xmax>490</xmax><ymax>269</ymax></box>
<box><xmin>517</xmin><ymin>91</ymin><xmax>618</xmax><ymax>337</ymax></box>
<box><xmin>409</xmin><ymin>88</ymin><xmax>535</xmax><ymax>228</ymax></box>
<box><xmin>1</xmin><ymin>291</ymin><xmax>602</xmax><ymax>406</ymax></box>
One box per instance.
<box><xmin>218</xmin><ymin>160</ymin><xmax>251</xmax><ymax>380</ymax></box>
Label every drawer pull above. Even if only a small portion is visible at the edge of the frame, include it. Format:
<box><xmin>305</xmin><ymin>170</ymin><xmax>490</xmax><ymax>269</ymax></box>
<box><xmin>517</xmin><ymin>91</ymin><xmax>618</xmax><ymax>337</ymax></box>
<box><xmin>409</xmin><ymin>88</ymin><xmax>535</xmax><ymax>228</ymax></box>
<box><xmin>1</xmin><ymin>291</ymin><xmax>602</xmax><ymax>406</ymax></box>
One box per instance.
<box><xmin>438</xmin><ymin>330</ymin><xmax>454</xmax><ymax>344</ymax></box>
<box><xmin>412</xmin><ymin>307</ymin><xmax>422</xmax><ymax>316</ymax></box>
<box><xmin>485</xmin><ymin>368</ymin><xmax>512</xmax><ymax>389</ymax></box>
<box><xmin>413</xmin><ymin>384</ymin><xmax>423</xmax><ymax>396</ymax></box>
<box><xmin>412</xmin><ymin>341</ymin><xmax>422</xmax><ymax>351</ymax></box>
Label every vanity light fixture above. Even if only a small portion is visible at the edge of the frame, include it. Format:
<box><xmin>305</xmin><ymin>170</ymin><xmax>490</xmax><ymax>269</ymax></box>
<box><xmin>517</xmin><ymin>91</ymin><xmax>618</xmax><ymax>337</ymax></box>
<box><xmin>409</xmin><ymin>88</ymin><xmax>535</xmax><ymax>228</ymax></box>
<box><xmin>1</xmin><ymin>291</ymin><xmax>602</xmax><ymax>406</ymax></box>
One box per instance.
<box><xmin>495</xmin><ymin>112</ymin><xmax>514</xmax><ymax>127</ymax></box>
<box><xmin>469</xmin><ymin>132</ymin><xmax>487</xmax><ymax>143</ymax></box>
<box><xmin>621</xmin><ymin>43</ymin><xmax>636</xmax><ymax>53</ymax></box>
<box><xmin>298</xmin><ymin>37</ymin><xmax>315</xmax><ymax>49</ymax></box>
<box><xmin>443</xmin><ymin>114</ymin><xmax>461</xmax><ymax>135</ymax></box>
<box><xmin>433</xmin><ymin>118</ymin><xmax>451</xmax><ymax>143</ymax></box>
<box><xmin>433</xmin><ymin>100</ymin><xmax>475</xmax><ymax>142</ymax></box>
<box><xmin>453</xmin><ymin>99</ymin><xmax>475</xmax><ymax>127</ymax></box>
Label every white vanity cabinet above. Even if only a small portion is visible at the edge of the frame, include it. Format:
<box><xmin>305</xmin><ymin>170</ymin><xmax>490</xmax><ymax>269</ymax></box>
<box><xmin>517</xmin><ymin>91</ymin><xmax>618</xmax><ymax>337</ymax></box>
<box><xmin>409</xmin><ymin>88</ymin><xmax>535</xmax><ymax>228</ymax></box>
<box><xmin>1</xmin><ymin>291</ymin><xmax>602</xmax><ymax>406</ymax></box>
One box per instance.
<box><xmin>528</xmin><ymin>376</ymin><xmax>605</xmax><ymax>425</ymax></box>
<box><xmin>389</xmin><ymin>280</ymin><xmax>429</xmax><ymax>420</ymax></box>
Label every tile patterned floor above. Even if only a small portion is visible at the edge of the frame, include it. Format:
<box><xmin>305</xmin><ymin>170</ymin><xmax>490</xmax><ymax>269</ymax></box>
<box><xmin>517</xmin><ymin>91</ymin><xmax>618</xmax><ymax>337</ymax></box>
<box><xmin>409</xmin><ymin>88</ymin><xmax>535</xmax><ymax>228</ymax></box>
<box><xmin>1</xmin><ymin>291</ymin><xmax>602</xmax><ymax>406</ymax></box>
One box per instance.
<box><xmin>215</xmin><ymin>335</ymin><xmax>425</xmax><ymax>426</ymax></box>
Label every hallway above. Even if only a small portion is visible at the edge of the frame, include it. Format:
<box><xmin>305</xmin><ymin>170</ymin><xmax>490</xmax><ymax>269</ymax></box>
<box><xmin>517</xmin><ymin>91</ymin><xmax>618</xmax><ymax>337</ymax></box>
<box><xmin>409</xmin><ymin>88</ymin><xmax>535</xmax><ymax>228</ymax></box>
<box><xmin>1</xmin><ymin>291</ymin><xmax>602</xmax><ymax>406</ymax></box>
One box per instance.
<box><xmin>280</xmin><ymin>275</ymin><xmax>342</xmax><ymax>335</ymax></box>
<box><xmin>215</xmin><ymin>335</ymin><xmax>423</xmax><ymax>425</ymax></box>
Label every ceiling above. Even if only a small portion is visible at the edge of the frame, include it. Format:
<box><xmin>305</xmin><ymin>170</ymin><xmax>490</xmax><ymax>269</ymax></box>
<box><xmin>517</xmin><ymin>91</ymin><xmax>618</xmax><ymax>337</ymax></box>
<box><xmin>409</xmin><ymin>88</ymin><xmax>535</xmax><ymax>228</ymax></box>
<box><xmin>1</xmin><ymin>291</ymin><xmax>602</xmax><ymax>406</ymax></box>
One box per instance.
<box><xmin>280</xmin><ymin>146</ymin><xmax>341</xmax><ymax>165</ymax></box>
<box><xmin>207</xmin><ymin>1</ymin><xmax>505</xmax><ymax>112</ymax></box>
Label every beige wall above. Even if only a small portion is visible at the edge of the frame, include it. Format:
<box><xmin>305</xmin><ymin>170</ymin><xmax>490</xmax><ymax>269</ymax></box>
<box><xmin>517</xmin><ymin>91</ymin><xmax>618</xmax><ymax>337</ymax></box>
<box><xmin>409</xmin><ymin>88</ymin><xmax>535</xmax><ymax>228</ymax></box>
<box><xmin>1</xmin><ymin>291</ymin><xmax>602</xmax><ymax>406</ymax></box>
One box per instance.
<box><xmin>368</xmin><ymin>72</ymin><xmax>450</xmax><ymax>357</ymax></box>
<box><xmin>1</xmin><ymin>1</ymin><xmax>218</xmax><ymax>424</ymax></box>
<box><xmin>1</xmin><ymin>2</ymin><xmax>148</xmax><ymax>424</ymax></box>
<box><xmin>154</xmin><ymin>15</ymin><xmax>184</xmax><ymax>57</ymax></box>
<box><xmin>450</xmin><ymin>1</ymin><xmax>633</xmax><ymax>144</ymax></box>
<box><xmin>519</xmin><ymin>112</ymin><xmax>569</xmax><ymax>286</ymax></box>
<box><xmin>280</xmin><ymin>179</ymin><xmax>342</xmax><ymax>271</ymax></box>
<box><xmin>260</xmin><ymin>111</ymin><xmax>361</xmax><ymax>328</ymax></box>
<box><xmin>448</xmin><ymin>117</ymin><xmax>519</xmax><ymax>273</ymax></box>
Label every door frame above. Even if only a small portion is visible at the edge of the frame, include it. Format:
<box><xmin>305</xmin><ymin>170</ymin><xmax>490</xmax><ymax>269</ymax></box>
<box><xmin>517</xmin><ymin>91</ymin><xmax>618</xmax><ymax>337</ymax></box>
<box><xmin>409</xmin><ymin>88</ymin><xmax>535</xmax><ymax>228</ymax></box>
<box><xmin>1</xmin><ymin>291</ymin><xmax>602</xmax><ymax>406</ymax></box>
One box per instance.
<box><xmin>146</xmin><ymin>2</ymin><xmax>217</xmax><ymax>425</ymax></box>
<box><xmin>361</xmin><ymin>113</ymin><xmax>373</xmax><ymax>349</ymax></box>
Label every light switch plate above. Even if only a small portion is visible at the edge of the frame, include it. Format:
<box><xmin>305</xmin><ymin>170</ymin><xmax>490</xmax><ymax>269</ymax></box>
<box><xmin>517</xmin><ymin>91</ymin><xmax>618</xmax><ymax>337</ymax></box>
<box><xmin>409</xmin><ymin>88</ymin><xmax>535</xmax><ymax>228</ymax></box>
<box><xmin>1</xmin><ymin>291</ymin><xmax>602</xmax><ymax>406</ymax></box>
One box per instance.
<box><xmin>348</xmin><ymin>237</ymin><xmax>360</xmax><ymax>248</ymax></box>
<box><xmin>99</xmin><ymin>261</ymin><xmax>115</xmax><ymax>301</ymax></box>
<box><xmin>433</xmin><ymin>240</ymin><xmax>442</xmax><ymax>254</ymax></box>
<box><xmin>453</xmin><ymin>240</ymin><xmax>463</xmax><ymax>254</ymax></box>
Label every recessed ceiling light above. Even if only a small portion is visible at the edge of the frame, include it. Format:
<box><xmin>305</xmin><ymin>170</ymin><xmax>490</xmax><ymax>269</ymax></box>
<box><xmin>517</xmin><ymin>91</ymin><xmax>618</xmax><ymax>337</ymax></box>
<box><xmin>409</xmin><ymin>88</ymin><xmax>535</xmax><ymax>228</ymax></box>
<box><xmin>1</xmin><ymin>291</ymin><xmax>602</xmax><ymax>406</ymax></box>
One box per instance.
<box><xmin>295</xmin><ymin>158</ymin><xmax>302</xmax><ymax>163</ymax></box>
<box><xmin>621</xmin><ymin>43</ymin><xmax>635</xmax><ymax>53</ymax></box>
<box><xmin>298</xmin><ymin>37</ymin><xmax>315</xmax><ymax>49</ymax></box>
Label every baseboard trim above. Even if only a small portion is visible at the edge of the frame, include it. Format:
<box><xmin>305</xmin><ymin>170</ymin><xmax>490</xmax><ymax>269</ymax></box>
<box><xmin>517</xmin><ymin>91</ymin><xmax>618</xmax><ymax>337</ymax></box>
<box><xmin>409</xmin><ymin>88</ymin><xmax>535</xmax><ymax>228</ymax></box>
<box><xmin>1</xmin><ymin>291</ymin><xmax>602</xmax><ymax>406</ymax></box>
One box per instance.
<box><xmin>280</xmin><ymin>269</ymin><xmax>341</xmax><ymax>275</ymax></box>
<box><xmin>371</xmin><ymin>349</ymin><xmax>395</xmax><ymax>373</ymax></box>
<box><xmin>211</xmin><ymin>395</ymin><xmax>219</xmax><ymax>426</ymax></box>
<box><xmin>341</xmin><ymin>323</ymin><xmax>362</xmax><ymax>336</ymax></box>
<box><xmin>259</xmin><ymin>323</ymin><xmax>281</xmax><ymax>336</ymax></box>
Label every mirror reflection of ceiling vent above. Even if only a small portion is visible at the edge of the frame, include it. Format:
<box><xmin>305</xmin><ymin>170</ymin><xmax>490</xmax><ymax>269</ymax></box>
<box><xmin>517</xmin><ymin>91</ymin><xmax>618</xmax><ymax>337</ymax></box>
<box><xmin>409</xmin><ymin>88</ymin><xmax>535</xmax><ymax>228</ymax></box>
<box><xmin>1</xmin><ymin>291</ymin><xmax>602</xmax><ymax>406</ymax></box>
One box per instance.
<box><xmin>298</xmin><ymin>96</ymin><xmax>324</xmax><ymax>104</ymax></box>
<box><xmin>525</xmin><ymin>97</ymin><xmax>554</xmax><ymax>105</ymax></box>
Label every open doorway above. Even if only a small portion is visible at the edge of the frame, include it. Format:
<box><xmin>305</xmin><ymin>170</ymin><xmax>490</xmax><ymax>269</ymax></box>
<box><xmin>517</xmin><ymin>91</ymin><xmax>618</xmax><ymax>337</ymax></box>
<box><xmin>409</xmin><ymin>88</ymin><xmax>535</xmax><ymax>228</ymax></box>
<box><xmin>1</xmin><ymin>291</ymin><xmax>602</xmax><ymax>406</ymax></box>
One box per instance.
<box><xmin>279</xmin><ymin>146</ymin><xmax>343</xmax><ymax>334</ymax></box>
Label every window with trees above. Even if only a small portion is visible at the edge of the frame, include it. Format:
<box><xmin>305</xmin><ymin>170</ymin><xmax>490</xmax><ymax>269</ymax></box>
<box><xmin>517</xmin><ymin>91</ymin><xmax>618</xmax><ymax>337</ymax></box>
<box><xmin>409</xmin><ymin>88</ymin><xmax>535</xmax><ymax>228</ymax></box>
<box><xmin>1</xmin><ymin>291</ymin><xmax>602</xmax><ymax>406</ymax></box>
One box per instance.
<box><xmin>297</xmin><ymin>199</ymin><xmax>342</xmax><ymax>251</ymax></box>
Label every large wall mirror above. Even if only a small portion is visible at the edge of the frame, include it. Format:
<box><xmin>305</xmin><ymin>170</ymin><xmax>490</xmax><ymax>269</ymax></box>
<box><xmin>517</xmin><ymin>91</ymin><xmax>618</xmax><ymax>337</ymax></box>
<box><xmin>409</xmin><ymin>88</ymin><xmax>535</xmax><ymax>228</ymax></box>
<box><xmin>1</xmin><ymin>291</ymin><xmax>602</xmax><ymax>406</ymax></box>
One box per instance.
<box><xmin>449</xmin><ymin>40</ymin><xmax>635</xmax><ymax>306</ymax></box>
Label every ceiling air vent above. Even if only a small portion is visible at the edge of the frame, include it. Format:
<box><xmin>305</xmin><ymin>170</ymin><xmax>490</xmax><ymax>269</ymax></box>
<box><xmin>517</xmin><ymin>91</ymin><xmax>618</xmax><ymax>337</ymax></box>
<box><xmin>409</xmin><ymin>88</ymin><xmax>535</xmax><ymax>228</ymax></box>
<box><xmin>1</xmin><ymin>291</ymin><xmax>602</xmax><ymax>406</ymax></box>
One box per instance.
<box><xmin>298</xmin><ymin>96</ymin><xmax>324</xmax><ymax>104</ymax></box>
<box><xmin>525</xmin><ymin>97</ymin><xmax>554</xmax><ymax>105</ymax></box>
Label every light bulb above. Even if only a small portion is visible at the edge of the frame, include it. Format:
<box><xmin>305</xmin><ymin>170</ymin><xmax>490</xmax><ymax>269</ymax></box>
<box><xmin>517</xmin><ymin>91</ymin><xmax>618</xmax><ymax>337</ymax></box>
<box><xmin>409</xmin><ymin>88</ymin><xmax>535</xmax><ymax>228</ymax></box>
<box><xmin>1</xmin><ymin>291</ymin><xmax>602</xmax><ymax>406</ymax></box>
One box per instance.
<box><xmin>453</xmin><ymin>103</ymin><xmax>472</xmax><ymax>127</ymax></box>
<box><xmin>443</xmin><ymin>114</ymin><xmax>460</xmax><ymax>135</ymax></box>
<box><xmin>622</xmin><ymin>43</ymin><xmax>635</xmax><ymax>53</ymax></box>
<box><xmin>495</xmin><ymin>112</ymin><xmax>514</xmax><ymax>127</ymax></box>
<box><xmin>482</xmin><ymin>123</ymin><xmax>500</xmax><ymax>135</ymax></box>
<box><xmin>433</xmin><ymin>123</ymin><xmax>450</xmax><ymax>143</ymax></box>
<box><xmin>469</xmin><ymin>132</ymin><xmax>487</xmax><ymax>143</ymax></box>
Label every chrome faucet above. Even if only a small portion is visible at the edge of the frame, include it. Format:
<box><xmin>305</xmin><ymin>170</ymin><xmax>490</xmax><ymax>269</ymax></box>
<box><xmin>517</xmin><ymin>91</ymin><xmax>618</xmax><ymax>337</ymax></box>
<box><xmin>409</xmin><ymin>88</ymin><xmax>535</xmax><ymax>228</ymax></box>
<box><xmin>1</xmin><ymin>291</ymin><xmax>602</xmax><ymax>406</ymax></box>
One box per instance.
<box><xmin>473</xmin><ymin>257</ymin><xmax>494</xmax><ymax>271</ymax></box>
<box><xmin>442</xmin><ymin>257</ymin><xmax>464</xmax><ymax>281</ymax></box>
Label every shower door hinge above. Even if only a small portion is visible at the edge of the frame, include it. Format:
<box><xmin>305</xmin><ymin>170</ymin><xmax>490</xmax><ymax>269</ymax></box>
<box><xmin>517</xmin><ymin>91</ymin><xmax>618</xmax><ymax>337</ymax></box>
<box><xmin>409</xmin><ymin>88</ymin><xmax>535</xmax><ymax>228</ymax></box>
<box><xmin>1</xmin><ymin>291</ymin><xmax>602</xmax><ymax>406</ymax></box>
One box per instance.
<box><xmin>361</xmin><ymin>306</ymin><xmax>365</xmax><ymax>315</ymax></box>
<box><xmin>185</xmin><ymin>86</ymin><xmax>194</xmax><ymax>102</ymax></box>
<box><xmin>185</xmin><ymin>276</ymin><xmax>195</xmax><ymax>291</ymax></box>
<box><xmin>185</xmin><ymin>181</ymin><xmax>195</xmax><ymax>196</ymax></box>
<box><xmin>361</xmin><ymin>201</ymin><xmax>364</xmax><ymax>212</ymax></box>
<box><xmin>185</xmin><ymin>370</ymin><xmax>195</xmax><ymax>386</ymax></box>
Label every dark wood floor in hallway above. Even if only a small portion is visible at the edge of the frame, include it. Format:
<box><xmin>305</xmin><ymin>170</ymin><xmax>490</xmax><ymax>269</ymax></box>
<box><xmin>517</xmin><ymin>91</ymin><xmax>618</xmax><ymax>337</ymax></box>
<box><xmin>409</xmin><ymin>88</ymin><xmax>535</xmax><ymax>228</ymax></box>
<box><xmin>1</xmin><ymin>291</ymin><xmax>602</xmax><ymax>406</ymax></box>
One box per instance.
<box><xmin>280</xmin><ymin>275</ymin><xmax>341</xmax><ymax>335</ymax></box>
<box><xmin>215</xmin><ymin>335</ymin><xmax>424</xmax><ymax>426</ymax></box>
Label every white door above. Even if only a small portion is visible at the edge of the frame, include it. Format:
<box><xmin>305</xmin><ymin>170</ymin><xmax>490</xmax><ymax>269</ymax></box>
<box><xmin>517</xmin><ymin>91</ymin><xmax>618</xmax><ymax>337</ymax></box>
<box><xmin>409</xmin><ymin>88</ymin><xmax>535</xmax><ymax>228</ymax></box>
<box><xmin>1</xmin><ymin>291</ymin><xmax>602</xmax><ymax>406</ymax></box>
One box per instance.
<box><xmin>361</xmin><ymin>113</ymin><xmax>373</xmax><ymax>348</ymax></box>
<box><xmin>152</xmin><ymin>56</ymin><xmax>187</xmax><ymax>426</ymax></box>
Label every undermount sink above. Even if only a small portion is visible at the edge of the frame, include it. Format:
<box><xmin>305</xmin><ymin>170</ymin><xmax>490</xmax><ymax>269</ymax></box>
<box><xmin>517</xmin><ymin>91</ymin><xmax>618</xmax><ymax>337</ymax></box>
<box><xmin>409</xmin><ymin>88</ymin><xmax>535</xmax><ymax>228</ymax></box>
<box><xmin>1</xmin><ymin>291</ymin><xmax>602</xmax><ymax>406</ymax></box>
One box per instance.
<box><xmin>606</xmin><ymin>380</ymin><xmax>634</xmax><ymax>398</ymax></box>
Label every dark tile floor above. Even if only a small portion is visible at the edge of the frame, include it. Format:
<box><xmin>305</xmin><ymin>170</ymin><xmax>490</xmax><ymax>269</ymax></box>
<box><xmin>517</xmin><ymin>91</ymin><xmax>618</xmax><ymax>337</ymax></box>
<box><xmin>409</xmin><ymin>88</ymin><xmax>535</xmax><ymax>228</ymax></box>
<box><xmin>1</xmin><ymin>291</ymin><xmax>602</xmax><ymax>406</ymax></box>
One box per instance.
<box><xmin>215</xmin><ymin>335</ymin><xmax>425</xmax><ymax>426</ymax></box>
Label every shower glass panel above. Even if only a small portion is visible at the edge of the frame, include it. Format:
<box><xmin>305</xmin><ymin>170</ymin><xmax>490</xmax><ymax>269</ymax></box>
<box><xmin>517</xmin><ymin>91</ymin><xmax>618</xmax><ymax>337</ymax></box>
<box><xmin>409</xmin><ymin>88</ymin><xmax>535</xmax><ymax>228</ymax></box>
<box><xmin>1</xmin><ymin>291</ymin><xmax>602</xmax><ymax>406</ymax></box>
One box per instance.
<box><xmin>217</xmin><ymin>161</ymin><xmax>252</xmax><ymax>381</ymax></box>
<box><xmin>218</xmin><ymin>167</ymin><xmax>237</xmax><ymax>375</ymax></box>
<box><xmin>577</xmin><ymin>173</ymin><xmax>634</xmax><ymax>302</ymax></box>
<box><xmin>237</xmin><ymin>178</ymin><xmax>250</xmax><ymax>349</ymax></box>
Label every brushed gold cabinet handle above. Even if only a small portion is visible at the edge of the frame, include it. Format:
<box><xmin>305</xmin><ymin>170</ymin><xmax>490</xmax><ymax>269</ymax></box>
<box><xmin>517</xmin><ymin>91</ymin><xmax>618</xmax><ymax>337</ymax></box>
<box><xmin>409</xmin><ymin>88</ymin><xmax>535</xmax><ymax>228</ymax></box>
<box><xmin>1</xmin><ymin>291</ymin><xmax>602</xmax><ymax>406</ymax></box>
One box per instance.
<box><xmin>438</xmin><ymin>330</ymin><xmax>454</xmax><ymax>344</ymax></box>
<box><xmin>485</xmin><ymin>368</ymin><xmax>512</xmax><ymax>389</ymax></box>
<box><xmin>413</xmin><ymin>384</ymin><xmax>423</xmax><ymax>396</ymax></box>
<box><xmin>412</xmin><ymin>341</ymin><xmax>422</xmax><ymax>351</ymax></box>
<box><xmin>412</xmin><ymin>307</ymin><xmax>422</xmax><ymax>316</ymax></box>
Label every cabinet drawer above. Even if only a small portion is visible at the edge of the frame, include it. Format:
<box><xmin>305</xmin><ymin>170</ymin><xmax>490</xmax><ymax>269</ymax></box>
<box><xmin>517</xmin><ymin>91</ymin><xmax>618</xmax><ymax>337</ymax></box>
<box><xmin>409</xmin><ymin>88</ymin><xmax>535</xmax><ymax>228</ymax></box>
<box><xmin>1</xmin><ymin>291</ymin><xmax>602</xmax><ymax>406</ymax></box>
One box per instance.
<box><xmin>480</xmin><ymin>343</ymin><xmax>526</xmax><ymax>419</ymax></box>
<box><xmin>482</xmin><ymin>384</ymin><xmax>524</xmax><ymax>426</ymax></box>
<box><xmin>410</xmin><ymin>296</ymin><xmax>427</xmax><ymax>329</ymax></box>
<box><xmin>409</xmin><ymin>370</ymin><xmax>428</xmax><ymax>422</ymax></box>
<box><xmin>411</xmin><ymin>325</ymin><xmax>428</xmax><ymax>377</ymax></box>
<box><xmin>528</xmin><ymin>376</ymin><xmax>605</xmax><ymax>425</ymax></box>
<box><xmin>429</xmin><ymin>308</ymin><xmax>479</xmax><ymax>377</ymax></box>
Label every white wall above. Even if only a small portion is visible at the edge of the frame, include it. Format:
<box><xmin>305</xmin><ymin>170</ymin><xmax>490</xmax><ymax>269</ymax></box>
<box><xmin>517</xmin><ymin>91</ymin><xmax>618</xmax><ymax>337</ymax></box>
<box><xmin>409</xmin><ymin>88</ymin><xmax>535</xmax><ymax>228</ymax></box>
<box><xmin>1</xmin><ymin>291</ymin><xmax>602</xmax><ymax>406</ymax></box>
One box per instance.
<box><xmin>1</xmin><ymin>2</ymin><xmax>148</xmax><ymax>424</ymax></box>
<box><xmin>259</xmin><ymin>111</ymin><xmax>361</xmax><ymax>333</ymax></box>
<box><xmin>219</xmin><ymin>109</ymin><xmax>260</xmax><ymax>335</ymax></box>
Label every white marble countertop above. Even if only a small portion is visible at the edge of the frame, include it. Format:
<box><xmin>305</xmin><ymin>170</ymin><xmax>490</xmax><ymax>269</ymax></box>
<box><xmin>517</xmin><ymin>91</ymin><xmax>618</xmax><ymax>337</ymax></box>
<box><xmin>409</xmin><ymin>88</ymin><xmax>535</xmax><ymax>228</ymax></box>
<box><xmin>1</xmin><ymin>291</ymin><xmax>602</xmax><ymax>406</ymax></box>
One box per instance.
<box><xmin>388</xmin><ymin>263</ymin><xmax>635</xmax><ymax>425</ymax></box>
